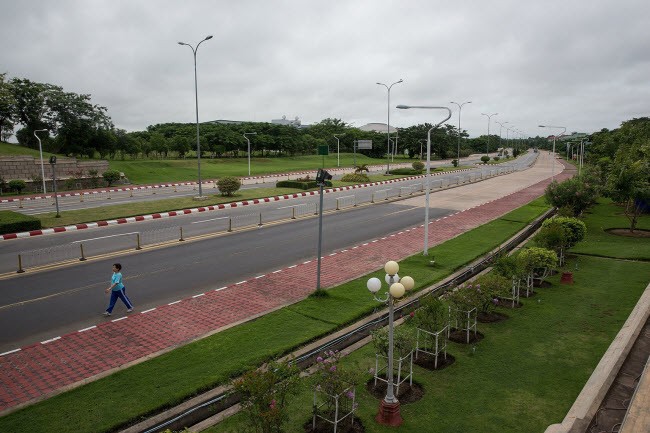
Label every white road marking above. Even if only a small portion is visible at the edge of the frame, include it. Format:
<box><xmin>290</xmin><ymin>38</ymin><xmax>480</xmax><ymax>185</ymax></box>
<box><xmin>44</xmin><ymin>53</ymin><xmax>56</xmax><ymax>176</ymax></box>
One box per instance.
<box><xmin>72</xmin><ymin>232</ymin><xmax>139</xmax><ymax>243</ymax></box>
<box><xmin>78</xmin><ymin>326</ymin><xmax>97</xmax><ymax>332</ymax></box>
<box><xmin>192</xmin><ymin>293</ymin><xmax>205</xmax><ymax>298</ymax></box>
<box><xmin>0</xmin><ymin>348</ymin><xmax>21</xmax><ymax>356</ymax></box>
<box><xmin>141</xmin><ymin>308</ymin><xmax>156</xmax><ymax>314</ymax></box>
<box><xmin>168</xmin><ymin>300</ymin><xmax>181</xmax><ymax>305</ymax></box>
<box><xmin>191</xmin><ymin>216</ymin><xmax>229</xmax><ymax>224</ymax></box>
<box><xmin>41</xmin><ymin>337</ymin><xmax>61</xmax><ymax>344</ymax></box>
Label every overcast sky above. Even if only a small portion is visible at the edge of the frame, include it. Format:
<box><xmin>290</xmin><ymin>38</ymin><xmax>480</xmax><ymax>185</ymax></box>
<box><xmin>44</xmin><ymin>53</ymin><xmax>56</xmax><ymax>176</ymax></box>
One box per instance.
<box><xmin>2</xmin><ymin>0</ymin><xmax>649</xmax><ymax>138</ymax></box>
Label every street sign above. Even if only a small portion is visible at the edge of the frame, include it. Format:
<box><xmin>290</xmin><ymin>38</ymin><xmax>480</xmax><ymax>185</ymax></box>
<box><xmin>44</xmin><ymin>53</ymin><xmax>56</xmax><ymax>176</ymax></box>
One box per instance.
<box><xmin>357</xmin><ymin>140</ymin><xmax>372</xmax><ymax>150</ymax></box>
<box><xmin>318</xmin><ymin>145</ymin><xmax>329</xmax><ymax>155</ymax></box>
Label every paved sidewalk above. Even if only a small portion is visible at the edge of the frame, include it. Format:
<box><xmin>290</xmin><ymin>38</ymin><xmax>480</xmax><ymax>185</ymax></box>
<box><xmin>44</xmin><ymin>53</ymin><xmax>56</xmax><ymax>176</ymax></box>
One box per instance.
<box><xmin>0</xmin><ymin>158</ymin><xmax>571</xmax><ymax>414</ymax></box>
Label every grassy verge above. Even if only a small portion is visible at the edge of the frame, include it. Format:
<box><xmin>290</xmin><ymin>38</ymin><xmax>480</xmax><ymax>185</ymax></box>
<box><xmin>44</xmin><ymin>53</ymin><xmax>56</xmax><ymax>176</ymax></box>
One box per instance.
<box><xmin>0</xmin><ymin>198</ymin><xmax>552</xmax><ymax>433</ymax></box>
<box><xmin>33</xmin><ymin>170</ymin><xmax>449</xmax><ymax>229</ymax></box>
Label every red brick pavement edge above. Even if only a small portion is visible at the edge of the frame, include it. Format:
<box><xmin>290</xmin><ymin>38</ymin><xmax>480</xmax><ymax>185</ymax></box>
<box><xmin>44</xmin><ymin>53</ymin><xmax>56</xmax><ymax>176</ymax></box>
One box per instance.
<box><xmin>0</xmin><ymin>166</ymin><xmax>572</xmax><ymax>414</ymax></box>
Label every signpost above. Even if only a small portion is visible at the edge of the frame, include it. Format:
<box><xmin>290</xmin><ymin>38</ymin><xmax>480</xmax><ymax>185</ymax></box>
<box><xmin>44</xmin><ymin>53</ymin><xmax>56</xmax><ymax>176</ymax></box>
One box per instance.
<box><xmin>49</xmin><ymin>156</ymin><xmax>61</xmax><ymax>218</ymax></box>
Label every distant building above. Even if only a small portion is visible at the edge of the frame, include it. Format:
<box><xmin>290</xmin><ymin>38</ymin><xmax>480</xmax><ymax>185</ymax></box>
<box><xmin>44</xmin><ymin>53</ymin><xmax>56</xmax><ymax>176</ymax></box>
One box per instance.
<box><xmin>359</xmin><ymin>123</ymin><xmax>398</xmax><ymax>133</ymax></box>
<box><xmin>271</xmin><ymin>115</ymin><xmax>303</xmax><ymax>127</ymax></box>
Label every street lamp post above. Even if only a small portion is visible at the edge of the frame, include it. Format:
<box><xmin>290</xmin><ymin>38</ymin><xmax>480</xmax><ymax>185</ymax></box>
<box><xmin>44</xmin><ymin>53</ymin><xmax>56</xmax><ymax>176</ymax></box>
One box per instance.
<box><xmin>450</xmin><ymin>101</ymin><xmax>471</xmax><ymax>162</ymax></box>
<box><xmin>334</xmin><ymin>133</ymin><xmax>345</xmax><ymax>167</ymax></box>
<box><xmin>495</xmin><ymin>121</ymin><xmax>508</xmax><ymax>154</ymax></box>
<box><xmin>367</xmin><ymin>260</ymin><xmax>415</xmax><ymax>426</ymax></box>
<box><xmin>538</xmin><ymin>125</ymin><xmax>566</xmax><ymax>180</ymax></box>
<box><xmin>178</xmin><ymin>35</ymin><xmax>213</xmax><ymax>198</ymax></box>
<box><xmin>33</xmin><ymin>129</ymin><xmax>48</xmax><ymax>193</ymax></box>
<box><xmin>377</xmin><ymin>79</ymin><xmax>403</xmax><ymax>174</ymax></box>
<box><xmin>481</xmin><ymin>112</ymin><xmax>498</xmax><ymax>156</ymax></box>
<box><xmin>396</xmin><ymin>105</ymin><xmax>452</xmax><ymax>255</ymax></box>
<box><xmin>244</xmin><ymin>132</ymin><xmax>257</xmax><ymax>176</ymax></box>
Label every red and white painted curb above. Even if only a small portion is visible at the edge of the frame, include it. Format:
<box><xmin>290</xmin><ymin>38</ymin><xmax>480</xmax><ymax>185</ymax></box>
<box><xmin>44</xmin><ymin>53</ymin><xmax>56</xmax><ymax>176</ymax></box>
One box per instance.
<box><xmin>1</xmin><ymin>168</ymin><xmax>473</xmax><ymax>241</ymax></box>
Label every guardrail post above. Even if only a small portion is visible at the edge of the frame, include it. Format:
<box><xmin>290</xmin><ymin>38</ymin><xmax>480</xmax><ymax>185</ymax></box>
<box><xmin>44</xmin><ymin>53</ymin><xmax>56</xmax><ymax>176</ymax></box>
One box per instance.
<box><xmin>130</xmin><ymin>189</ymin><xmax>133</xmax><ymax>198</ymax></box>
<box><xmin>291</xmin><ymin>206</ymin><xmax>296</xmax><ymax>219</ymax></box>
<box><xmin>136</xmin><ymin>233</ymin><xmax>142</xmax><ymax>250</ymax></box>
<box><xmin>17</xmin><ymin>254</ymin><xmax>24</xmax><ymax>273</ymax></box>
<box><xmin>107</xmin><ymin>190</ymin><xmax>111</xmax><ymax>200</ymax></box>
<box><xmin>228</xmin><ymin>217</ymin><xmax>232</xmax><ymax>232</ymax></box>
<box><xmin>19</xmin><ymin>198</ymin><xmax>23</xmax><ymax>208</ymax></box>
<box><xmin>258</xmin><ymin>213</ymin><xmax>263</xmax><ymax>226</ymax></box>
<box><xmin>371</xmin><ymin>192</ymin><xmax>375</xmax><ymax>203</ymax></box>
<box><xmin>336</xmin><ymin>198</ymin><xmax>340</xmax><ymax>210</ymax></box>
<box><xmin>353</xmin><ymin>195</ymin><xmax>357</xmax><ymax>207</ymax></box>
<box><xmin>79</xmin><ymin>243</ymin><xmax>86</xmax><ymax>261</ymax></box>
<box><xmin>174</xmin><ymin>185</ymin><xmax>177</xmax><ymax>192</ymax></box>
<box><xmin>179</xmin><ymin>227</ymin><xmax>185</xmax><ymax>241</ymax></box>
<box><xmin>213</xmin><ymin>180</ymin><xmax>217</xmax><ymax>189</ymax></box>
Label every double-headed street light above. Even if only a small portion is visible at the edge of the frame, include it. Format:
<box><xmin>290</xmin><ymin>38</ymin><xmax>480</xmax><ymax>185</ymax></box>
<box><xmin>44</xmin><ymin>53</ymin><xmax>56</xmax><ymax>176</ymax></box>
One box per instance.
<box><xmin>481</xmin><ymin>112</ymin><xmax>498</xmax><ymax>156</ymax></box>
<box><xmin>396</xmin><ymin>105</ymin><xmax>452</xmax><ymax>255</ymax></box>
<box><xmin>538</xmin><ymin>124</ymin><xmax>566</xmax><ymax>180</ymax></box>
<box><xmin>178</xmin><ymin>35</ymin><xmax>213</xmax><ymax>198</ymax></box>
<box><xmin>367</xmin><ymin>260</ymin><xmax>415</xmax><ymax>426</ymax></box>
<box><xmin>244</xmin><ymin>132</ymin><xmax>257</xmax><ymax>176</ymax></box>
<box><xmin>334</xmin><ymin>133</ymin><xmax>345</xmax><ymax>167</ymax></box>
<box><xmin>495</xmin><ymin>121</ymin><xmax>508</xmax><ymax>153</ymax></box>
<box><xmin>377</xmin><ymin>79</ymin><xmax>403</xmax><ymax>174</ymax></box>
<box><xmin>450</xmin><ymin>101</ymin><xmax>471</xmax><ymax>162</ymax></box>
<box><xmin>33</xmin><ymin>129</ymin><xmax>48</xmax><ymax>193</ymax></box>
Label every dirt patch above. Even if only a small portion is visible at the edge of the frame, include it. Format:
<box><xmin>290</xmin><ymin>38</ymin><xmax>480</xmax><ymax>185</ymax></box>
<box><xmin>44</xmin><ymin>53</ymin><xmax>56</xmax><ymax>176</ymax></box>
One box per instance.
<box><xmin>606</xmin><ymin>228</ymin><xmax>650</xmax><ymax>238</ymax></box>
<box><xmin>448</xmin><ymin>329</ymin><xmax>485</xmax><ymax>344</ymax></box>
<box><xmin>365</xmin><ymin>378</ymin><xmax>425</xmax><ymax>404</ymax></box>
<box><xmin>477</xmin><ymin>311</ymin><xmax>509</xmax><ymax>323</ymax></box>
<box><xmin>495</xmin><ymin>298</ymin><xmax>523</xmax><ymax>309</ymax></box>
<box><xmin>413</xmin><ymin>352</ymin><xmax>456</xmax><ymax>371</ymax></box>
<box><xmin>305</xmin><ymin>415</ymin><xmax>366</xmax><ymax>432</ymax></box>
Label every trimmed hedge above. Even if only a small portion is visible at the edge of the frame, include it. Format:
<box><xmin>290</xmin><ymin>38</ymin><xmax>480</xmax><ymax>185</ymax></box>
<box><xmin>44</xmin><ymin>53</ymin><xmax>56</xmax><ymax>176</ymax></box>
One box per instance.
<box><xmin>276</xmin><ymin>180</ymin><xmax>332</xmax><ymax>190</ymax></box>
<box><xmin>388</xmin><ymin>168</ymin><xmax>422</xmax><ymax>175</ymax></box>
<box><xmin>0</xmin><ymin>210</ymin><xmax>42</xmax><ymax>235</ymax></box>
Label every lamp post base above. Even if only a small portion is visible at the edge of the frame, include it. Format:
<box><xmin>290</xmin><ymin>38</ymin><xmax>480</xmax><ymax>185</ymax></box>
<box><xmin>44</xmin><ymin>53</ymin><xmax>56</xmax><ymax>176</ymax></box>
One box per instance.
<box><xmin>376</xmin><ymin>400</ymin><xmax>402</xmax><ymax>426</ymax></box>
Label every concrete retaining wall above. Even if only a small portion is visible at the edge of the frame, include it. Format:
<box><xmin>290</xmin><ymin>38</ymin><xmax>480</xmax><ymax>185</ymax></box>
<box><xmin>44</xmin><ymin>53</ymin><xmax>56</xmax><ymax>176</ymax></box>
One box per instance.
<box><xmin>0</xmin><ymin>156</ymin><xmax>109</xmax><ymax>182</ymax></box>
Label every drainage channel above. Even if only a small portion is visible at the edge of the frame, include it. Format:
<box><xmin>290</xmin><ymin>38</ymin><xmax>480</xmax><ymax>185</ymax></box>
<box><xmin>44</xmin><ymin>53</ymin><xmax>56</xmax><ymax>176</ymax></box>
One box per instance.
<box><xmin>122</xmin><ymin>208</ymin><xmax>555</xmax><ymax>433</ymax></box>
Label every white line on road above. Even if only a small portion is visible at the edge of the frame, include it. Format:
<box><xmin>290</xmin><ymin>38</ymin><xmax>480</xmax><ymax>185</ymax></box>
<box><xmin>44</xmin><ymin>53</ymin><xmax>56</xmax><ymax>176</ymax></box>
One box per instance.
<box><xmin>41</xmin><ymin>336</ymin><xmax>61</xmax><ymax>344</ymax></box>
<box><xmin>191</xmin><ymin>216</ymin><xmax>229</xmax><ymax>224</ymax></box>
<box><xmin>0</xmin><ymin>348</ymin><xmax>21</xmax><ymax>356</ymax></box>
<box><xmin>168</xmin><ymin>300</ymin><xmax>181</xmax><ymax>305</ymax></box>
<box><xmin>192</xmin><ymin>293</ymin><xmax>205</xmax><ymax>298</ymax></box>
<box><xmin>78</xmin><ymin>326</ymin><xmax>97</xmax><ymax>332</ymax></box>
<box><xmin>141</xmin><ymin>308</ymin><xmax>156</xmax><ymax>314</ymax></box>
<box><xmin>215</xmin><ymin>286</ymin><xmax>227</xmax><ymax>291</ymax></box>
<box><xmin>72</xmin><ymin>232</ymin><xmax>139</xmax><ymax>243</ymax></box>
<box><xmin>112</xmin><ymin>317</ymin><xmax>127</xmax><ymax>322</ymax></box>
<box><xmin>276</xmin><ymin>205</ymin><xmax>298</xmax><ymax>210</ymax></box>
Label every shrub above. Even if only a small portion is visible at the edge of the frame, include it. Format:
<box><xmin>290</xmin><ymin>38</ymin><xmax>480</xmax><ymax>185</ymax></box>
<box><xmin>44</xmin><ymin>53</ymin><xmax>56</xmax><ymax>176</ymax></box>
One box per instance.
<box><xmin>541</xmin><ymin>216</ymin><xmax>587</xmax><ymax>248</ymax></box>
<box><xmin>481</xmin><ymin>155</ymin><xmax>490</xmax><ymax>163</ymax></box>
<box><xmin>354</xmin><ymin>164</ymin><xmax>369</xmax><ymax>174</ymax></box>
<box><xmin>0</xmin><ymin>210</ymin><xmax>41</xmax><ymax>234</ymax></box>
<box><xmin>452</xmin><ymin>159</ymin><xmax>459</xmax><ymax>167</ymax></box>
<box><xmin>232</xmin><ymin>360</ymin><xmax>301</xmax><ymax>433</ymax></box>
<box><xmin>388</xmin><ymin>168</ymin><xmax>421</xmax><ymax>175</ymax></box>
<box><xmin>371</xmin><ymin>326</ymin><xmax>414</xmax><ymax>359</ymax></box>
<box><xmin>412</xmin><ymin>161</ymin><xmax>424</xmax><ymax>171</ymax></box>
<box><xmin>102</xmin><ymin>169</ymin><xmax>121</xmax><ymax>186</ymax></box>
<box><xmin>0</xmin><ymin>176</ymin><xmax>5</xmax><ymax>192</ymax></box>
<box><xmin>493</xmin><ymin>156</ymin><xmax>500</xmax><ymax>161</ymax></box>
<box><xmin>88</xmin><ymin>169</ymin><xmax>100</xmax><ymax>188</ymax></box>
<box><xmin>517</xmin><ymin>247</ymin><xmax>558</xmax><ymax>274</ymax></box>
<box><xmin>411</xmin><ymin>295</ymin><xmax>447</xmax><ymax>333</ymax></box>
<box><xmin>312</xmin><ymin>350</ymin><xmax>360</xmax><ymax>399</ymax></box>
<box><xmin>217</xmin><ymin>176</ymin><xmax>242</xmax><ymax>196</ymax></box>
<box><xmin>492</xmin><ymin>253</ymin><xmax>524</xmax><ymax>279</ymax></box>
<box><xmin>534</xmin><ymin>220</ymin><xmax>568</xmax><ymax>254</ymax></box>
<box><xmin>544</xmin><ymin>176</ymin><xmax>599</xmax><ymax>216</ymax></box>
<box><xmin>340</xmin><ymin>173</ymin><xmax>370</xmax><ymax>183</ymax></box>
<box><xmin>473</xmin><ymin>274</ymin><xmax>511</xmax><ymax>314</ymax></box>
<box><xmin>276</xmin><ymin>180</ymin><xmax>331</xmax><ymax>190</ymax></box>
<box><xmin>8</xmin><ymin>179</ymin><xmax>26</xmax><ymax>193</ymax></box>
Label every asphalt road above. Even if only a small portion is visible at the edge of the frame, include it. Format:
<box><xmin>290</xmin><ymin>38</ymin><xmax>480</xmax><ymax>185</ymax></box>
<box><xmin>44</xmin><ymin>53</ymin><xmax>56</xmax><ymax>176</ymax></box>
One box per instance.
<box><xmin>0</xmin><ymin>151</ymin><xmax>541</xmax><ymax>352</ymax></box>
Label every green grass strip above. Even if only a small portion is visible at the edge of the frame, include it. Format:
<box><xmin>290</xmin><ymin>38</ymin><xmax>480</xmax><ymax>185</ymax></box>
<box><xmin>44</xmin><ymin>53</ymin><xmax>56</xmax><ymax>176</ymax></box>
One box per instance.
<box><xmin>0</xmin><ymin>197</ymin><xmax>553</xmax><ymax>433</ymax></box>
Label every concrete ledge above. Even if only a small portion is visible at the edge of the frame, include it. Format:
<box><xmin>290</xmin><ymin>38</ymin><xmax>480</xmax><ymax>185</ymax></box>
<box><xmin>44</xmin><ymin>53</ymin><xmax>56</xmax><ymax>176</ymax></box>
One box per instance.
<box><xmin>544</xmin><ymin>282</ymin><xmax>650</xmax><ymax>433</ymax></box>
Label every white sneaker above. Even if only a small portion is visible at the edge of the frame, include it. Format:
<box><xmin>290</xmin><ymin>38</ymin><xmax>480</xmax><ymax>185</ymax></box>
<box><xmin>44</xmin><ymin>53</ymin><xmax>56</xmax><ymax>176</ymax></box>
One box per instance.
<box><xmin>103</xmin><ymin>312</ymin><xmax>111</xmax><ymax>317</ymax></box>
<box><xmin>126</xmin><ymin>308</ymin><xmax>133</xmax><ymax>313</ymax></box>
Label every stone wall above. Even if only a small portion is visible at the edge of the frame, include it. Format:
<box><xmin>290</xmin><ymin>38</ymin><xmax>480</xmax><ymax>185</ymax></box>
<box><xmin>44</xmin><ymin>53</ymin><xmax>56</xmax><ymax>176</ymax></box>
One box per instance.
<box><xmin>0</xmin><ymin>156</ymin><xmax>109</xmax><ymax>181</ymax></box>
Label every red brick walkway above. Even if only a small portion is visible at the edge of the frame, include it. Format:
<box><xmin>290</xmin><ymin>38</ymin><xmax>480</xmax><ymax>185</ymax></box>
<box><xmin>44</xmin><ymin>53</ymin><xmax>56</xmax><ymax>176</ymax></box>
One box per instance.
<box><xmin>0</xmin><ymin>164</ymin><xmax>572</xmax><ymax>414</ymax></box>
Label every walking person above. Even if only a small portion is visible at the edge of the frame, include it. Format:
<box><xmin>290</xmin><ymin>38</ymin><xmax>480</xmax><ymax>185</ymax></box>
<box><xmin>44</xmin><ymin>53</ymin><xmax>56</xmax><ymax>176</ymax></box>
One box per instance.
<box><xmin>104</xmin><ymin>263</ymin><xmax>134</xmax><ymax>316</ymax></box>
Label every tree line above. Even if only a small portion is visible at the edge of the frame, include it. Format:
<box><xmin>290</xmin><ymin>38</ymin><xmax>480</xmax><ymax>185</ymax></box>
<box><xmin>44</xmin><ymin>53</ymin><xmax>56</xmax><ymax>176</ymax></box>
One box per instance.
<box><xmin>1</xmin><ymin>73</ymin><xmax>549</xmax><ymax>161</ymax></box>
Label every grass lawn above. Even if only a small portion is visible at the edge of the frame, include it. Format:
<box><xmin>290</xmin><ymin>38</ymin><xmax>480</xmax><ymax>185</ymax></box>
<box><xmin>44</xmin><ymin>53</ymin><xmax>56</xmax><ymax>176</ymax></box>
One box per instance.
<box><xmin>0</xmin><ymin>198</ymin><xmax>553</xmax><ymax>433</ymax></box>
<box><xmin>209</xmin><ymin>258</ymin><xmax>650</xmax><ymax>433</ymax></box>
<box><xmin>206</xmin><ymin>203</ymin><xmax>650</xmax><ymax>433</ymax></box>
